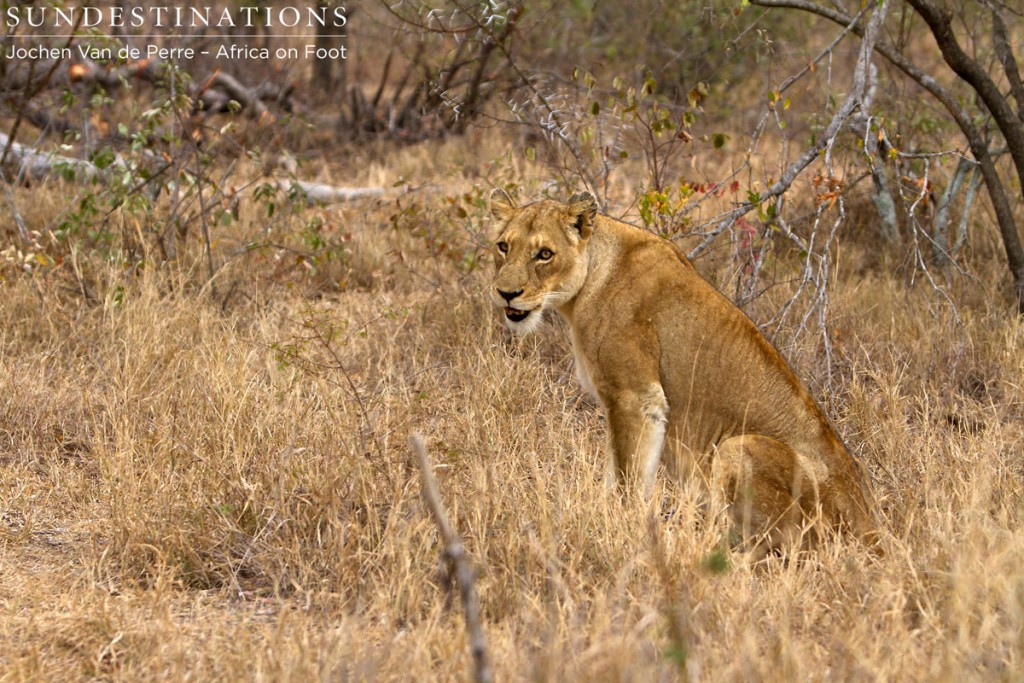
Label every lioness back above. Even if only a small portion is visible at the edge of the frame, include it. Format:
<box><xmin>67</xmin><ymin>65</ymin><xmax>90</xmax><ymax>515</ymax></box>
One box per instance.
<box><xmin>490</xmin><ymin>189</ymin><xmax>877</xmax><ymax>549</ymax></box>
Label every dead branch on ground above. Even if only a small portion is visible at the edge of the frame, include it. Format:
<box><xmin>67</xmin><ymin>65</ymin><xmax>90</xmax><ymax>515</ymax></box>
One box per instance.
<box><xmin>0</xmin><ymin>132</ymin><xmax>383</xmax><ymax>205</ymax></box>
<box><xmin>409</xmin><ymin>433</ymin><xmax>492</xmax><ymax>683</ymax></box>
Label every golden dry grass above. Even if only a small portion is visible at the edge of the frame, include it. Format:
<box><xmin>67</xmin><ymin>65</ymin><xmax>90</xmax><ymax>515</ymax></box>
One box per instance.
<box><xmin>2</xmin><ymin>129</ymin><xmax>1024</xmax><ymax>682</ymax></box>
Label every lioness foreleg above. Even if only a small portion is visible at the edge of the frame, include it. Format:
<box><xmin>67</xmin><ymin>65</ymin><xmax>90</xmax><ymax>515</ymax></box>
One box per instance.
<box><xmin>604</xmin><ymin>383</ymin><xmax>668</xmax><ymax>498</ymax></box>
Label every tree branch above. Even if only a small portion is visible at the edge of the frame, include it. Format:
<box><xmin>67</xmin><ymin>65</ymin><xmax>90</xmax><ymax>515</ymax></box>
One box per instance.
<box><xmin>990</xmin><ymin>4</ymin><xmax>1024</xmax><ymax>125</ymax></box>
<box><xmin>0</xmin><ymin>132</ymin><xmax>383</xmax><ymax>206</ymax></box>
<box><xmin>409</xmin><ymin>434</ymin><xmax>492</xmax><ymax>683</ymax></box>
<box><xmin>289</xmin><ymin>180</ymin><xmax>385</xmax><ymax>204</ymax></box>
<box><xmin>907</xmin><ymin>0</ymin><xmax>1024</xmax><ymax>198</ymax></box>
<box><xmin>689</xmin><ymin>0</ymin><xmax>889</xmax><ymax>259</ymax></box>
<box><xmin>0</xmin><ymin>131</ymin><xmax>117</xmax><ymax>181</ymax></box>
<box><xmin>750</xmin><ymin>0</ymin><xmax>1024</xmax><ymax>311</ymax></box>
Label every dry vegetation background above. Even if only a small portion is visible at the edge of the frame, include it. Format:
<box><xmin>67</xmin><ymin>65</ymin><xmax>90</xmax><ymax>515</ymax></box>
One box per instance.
<box><xmin>2</xmin><ymin>1</ymin><xmax>1024</xmax><ymax>681</ymax></box>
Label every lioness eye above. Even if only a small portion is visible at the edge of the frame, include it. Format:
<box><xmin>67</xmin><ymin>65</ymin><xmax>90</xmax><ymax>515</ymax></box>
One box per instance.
<box><xmin>496</xmin><ymin>241</ymin><xmax>509</xmax><ymax>254</ymax></box>
<box><xmin>536</xmin><ymin>248</ymin><xmax>554</xmax><ymax>261</ymax></box>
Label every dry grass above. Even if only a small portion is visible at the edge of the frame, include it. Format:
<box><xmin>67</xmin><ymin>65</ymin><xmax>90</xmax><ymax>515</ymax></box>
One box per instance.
<box><xmin>2</xmin><ymin>129</ymin><xmax>1024</xmax><ymax>682</ymax></box>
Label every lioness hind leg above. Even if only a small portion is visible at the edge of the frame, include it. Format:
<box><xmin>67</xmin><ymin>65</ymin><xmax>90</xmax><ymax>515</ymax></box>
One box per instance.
<box><xmin>711</xmin><ymin>434</ymin><xmax>824</xmax><ymax>553</ymax></box>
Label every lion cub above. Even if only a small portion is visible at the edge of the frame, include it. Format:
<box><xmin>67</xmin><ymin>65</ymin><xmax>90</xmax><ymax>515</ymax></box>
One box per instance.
<box><xmin>490</xmin><ymin>189</ymin><xmax>877</xmax><ymax>549</ymax></box>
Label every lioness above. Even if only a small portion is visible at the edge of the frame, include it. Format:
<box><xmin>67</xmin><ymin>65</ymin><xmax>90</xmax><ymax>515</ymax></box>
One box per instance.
<box><xmin>490</xmin><ymin>189</ymin><xmax>877</xmax><ymax>549</ymax></box>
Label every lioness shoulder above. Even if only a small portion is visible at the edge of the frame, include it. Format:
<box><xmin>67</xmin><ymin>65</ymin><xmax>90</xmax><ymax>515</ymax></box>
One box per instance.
<box><xmin>490</xmin><ymin>189</ymin><xmax>878</xmax><ymax>550</ymax></box>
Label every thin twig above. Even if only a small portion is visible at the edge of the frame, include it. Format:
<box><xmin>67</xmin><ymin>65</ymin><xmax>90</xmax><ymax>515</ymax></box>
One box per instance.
<box><xmin>1</xmin><ymin>180</ymin><xmax>29</xmax><ymax>242</ymax></box>
<box><xmin>1</xmin><ymin>17</ymin><xmax>81</xmax><ymax>169</ymax></box>
<box><xmin>410</xmin><ymin>433</ymin><xmax>492</xmax><ymax>683</ymax></box>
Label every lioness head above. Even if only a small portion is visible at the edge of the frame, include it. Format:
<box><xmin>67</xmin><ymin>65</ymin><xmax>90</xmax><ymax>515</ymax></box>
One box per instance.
<box><xmin>489</xmin><ymin>189</ymin><xmax>599</xmax><ymax>334</ymax></box>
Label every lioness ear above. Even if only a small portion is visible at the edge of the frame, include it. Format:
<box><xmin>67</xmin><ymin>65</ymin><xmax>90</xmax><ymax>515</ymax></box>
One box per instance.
<box><xmin>489</xmin><ymin>188</ymin><xmax>517</xmax><ymax>221</ymax></box>
<box><xmin>567</xmin><ymin>191</ymin><xmax>598</xmax><ymax>240</ymax></box>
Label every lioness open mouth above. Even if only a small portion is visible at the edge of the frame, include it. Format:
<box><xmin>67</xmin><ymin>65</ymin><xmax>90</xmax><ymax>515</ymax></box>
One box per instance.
<box><xmin>504</xmin><ymin>307</ymin><xmax>531</xmax><ymax>323</ymax></box>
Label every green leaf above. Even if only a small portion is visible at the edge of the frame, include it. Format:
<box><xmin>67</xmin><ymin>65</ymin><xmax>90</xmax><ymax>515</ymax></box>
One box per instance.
<box><xmin>712</xmin><ymin>132</ymin><xmax>728</xmax><ymax>149</ymax></box>
<box><xmin>90</xmin><ymin>146</ymin><xmax>116</xmax><ymax>170</ymax></box>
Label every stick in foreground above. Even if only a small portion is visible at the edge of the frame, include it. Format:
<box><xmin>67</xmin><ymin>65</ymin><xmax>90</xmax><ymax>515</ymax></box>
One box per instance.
<box><xmin>409</xmin><ymin>433</ymin><xmax>492</xmax><ymax>683</ymax></box>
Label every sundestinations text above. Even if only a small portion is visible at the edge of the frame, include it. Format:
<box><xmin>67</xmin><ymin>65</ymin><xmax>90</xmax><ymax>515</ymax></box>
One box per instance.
<box><xmin>4</xmin><ymin>5</ymin><xmax>347</xmax><ymax>30</ymax></box>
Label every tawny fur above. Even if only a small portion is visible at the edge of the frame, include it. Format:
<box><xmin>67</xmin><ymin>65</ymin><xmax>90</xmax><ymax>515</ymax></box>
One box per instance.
<box><xmin>490</xmin><ymin>189</ymin><xmax>878</xmax><ymax>551</ymax></box>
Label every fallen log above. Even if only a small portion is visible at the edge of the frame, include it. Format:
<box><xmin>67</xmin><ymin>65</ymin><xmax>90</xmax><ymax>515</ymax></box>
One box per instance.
<box><xmin>0</xmin><ymin>133</ymin><xmax>386</xmax><ymax>205</ymax></box>
<box><xmin>289</xmin><ymin>179</ymin><xmax>385</xmax><ymax>204</ymax></box>
<box><xmin>198</xmin><ymin>71</ymin><xmax>270</xmax><ymax>121</ymax></box>
<box><xmin>0</xmin><ymin>131</ymin><xmax>120</xmax><ymax>181</ymax></box>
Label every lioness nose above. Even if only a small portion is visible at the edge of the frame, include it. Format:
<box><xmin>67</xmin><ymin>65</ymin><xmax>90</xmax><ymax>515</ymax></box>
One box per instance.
<box><xmin>498</xmin><ymin>288</ymin><xmax>523</xmax><ymax>303</ymax></box>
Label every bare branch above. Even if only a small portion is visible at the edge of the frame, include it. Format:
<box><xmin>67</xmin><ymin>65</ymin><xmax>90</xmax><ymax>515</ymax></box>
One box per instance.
<box><xmin>410</xmin><ymin>433</ymin><xmax>492</xmax><ymax>683</ymax></box>
<box><xmin>0</xmin><ymin>15</ymin><xmax>81</xmax><ymax>169</ymax></box>
<box><xmin>933</xmin><ymin>156</ymin><xmax>977</xmax><ymax>264</ymax></box>
<box><xmin>954</xmin><ymin>166</ymin><xmax>983</xmax><ymax>257</ymax></box>
<box><xmin>907</xmin><ymin>0</ymin><xmax>1024</xmax><ymax>195</ymax></box>
<box><xmin>1</xmin><ymin>179</ymin><xmax>29</xmax><ymax>242</ymax></box>
<box><xmin>288</xmin><ymin>180</ymin><xmax>386</xmax><ymax>205</ymax></box>
<box><xmin>751</xmin><ymin>0</ymin><xmax>1024</xmax><ymax>311</ymax></box>
<box><xmin>204</xmin><ymin>71</ymin><xmax>271</xmax><ymax>121</ymax></box>
<box><xmin>0</xmin><ymin>132</ymin><xmax>383</xmax><ymax>206</ymax></box>
<box><xmin>0</xmin><ymin>131</ymin><xmax>118</xmax><ymax>181</ymax></box>
<box><xmin>990</xmin><ymin>5</ymin><xmax>1024</xmax><ymax>124</ymax></box>
<box><xmin>689</xmin><ymin>0</ymin><xmax>889</xmax><ymax>259</ymax></box>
